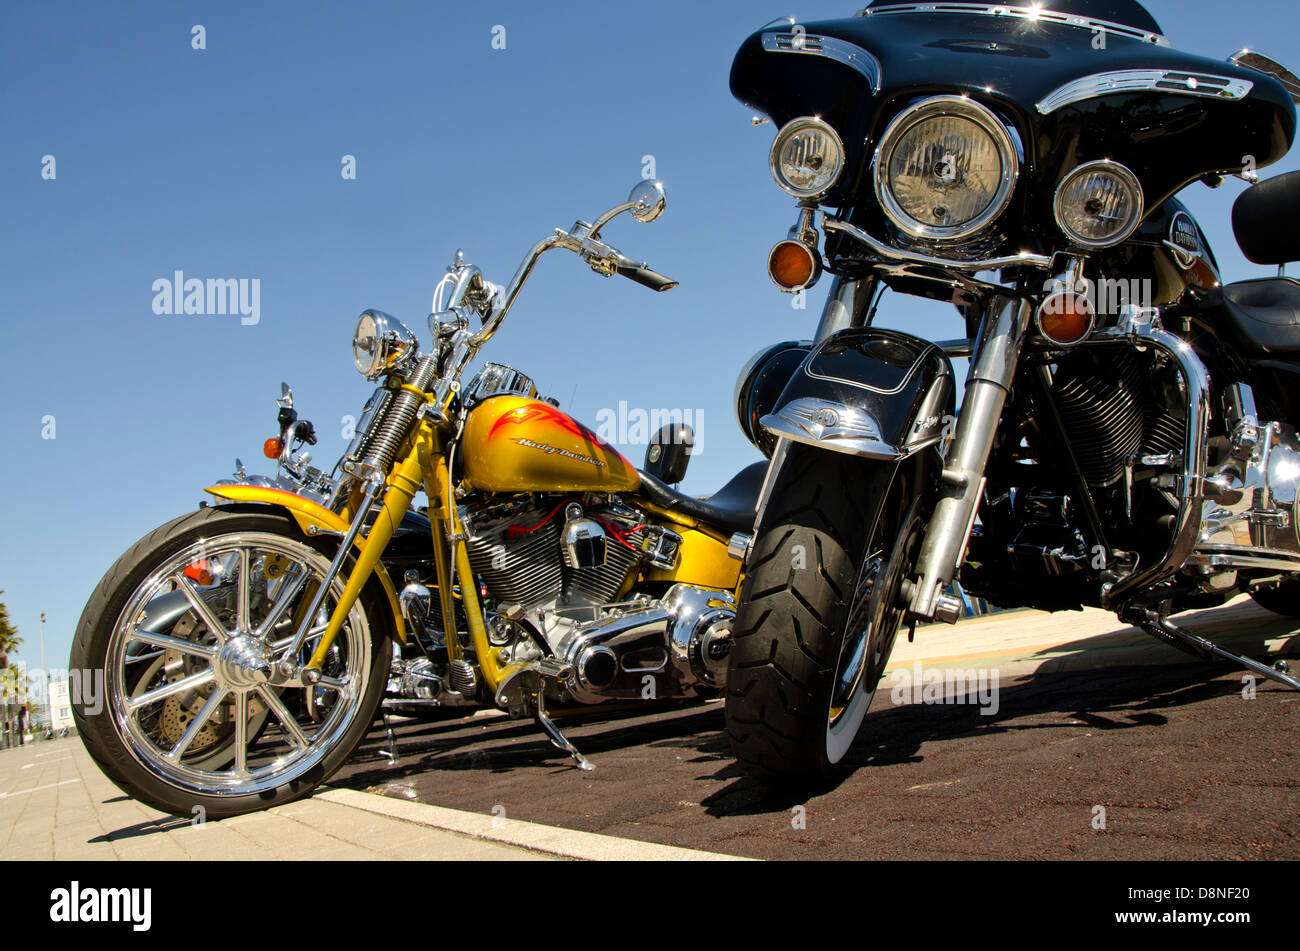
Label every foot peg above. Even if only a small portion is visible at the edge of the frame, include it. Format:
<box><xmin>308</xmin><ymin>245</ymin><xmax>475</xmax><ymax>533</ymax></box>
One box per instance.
<box><xmin>1124</xmin><ymin>608</ymin><xmax>1300</xmax><ymax>691</ymax></box>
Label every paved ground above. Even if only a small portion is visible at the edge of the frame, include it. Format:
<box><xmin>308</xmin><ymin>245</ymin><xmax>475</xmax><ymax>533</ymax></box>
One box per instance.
<box><xmin>0</xmin><ymin>736</ymin><xmax>736</xmax><ymax>860</ymax></box>
<box><xmin>330</xmin><ymin>597</ymin><xmax>1300</xmax><ymax>860</ymax></box>
<box><xmin>4</xmin><ymin>597</ymin><xmax>1295</xmax><ymax>862</ymax></box>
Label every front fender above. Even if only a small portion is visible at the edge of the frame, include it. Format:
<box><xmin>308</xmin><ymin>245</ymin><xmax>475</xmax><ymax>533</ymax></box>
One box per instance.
<box><xmin>203</xmin><ymin>484</ymin><xmax>408</xmax><ymax>644</ymax></box>
<box><xmin>761</xmin><ymin>328</ymin><xmax>955</xmax><ymax>460</ymax></box>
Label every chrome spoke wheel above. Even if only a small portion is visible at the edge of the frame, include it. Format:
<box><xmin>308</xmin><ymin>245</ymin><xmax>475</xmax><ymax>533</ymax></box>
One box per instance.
<box><xmin>106</xmin><ymin>531</ymin><xmax>372</xmax><ymax>798</ymax></box>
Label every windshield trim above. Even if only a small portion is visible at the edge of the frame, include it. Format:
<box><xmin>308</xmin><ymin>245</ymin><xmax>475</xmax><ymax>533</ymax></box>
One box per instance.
<box><xmin>853</xmin><ymin>3</ymin><xmax>1170</xmax><ymax>48</ymax></box>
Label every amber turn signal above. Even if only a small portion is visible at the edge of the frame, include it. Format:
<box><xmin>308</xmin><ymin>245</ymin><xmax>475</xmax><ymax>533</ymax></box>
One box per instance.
<box><xmin>263</xmin><ymin>437</ymin><xmax>285</xmax><ymax>459</ymax></box>
<box><xmin>767</xmin><ymin>239</ymin><xmax>821</xmax><ymax>292</ymax></box>
<box><xmin>1036</xmin><ymin>291</ymin><xmax>1094</xmax><ymax>346</ymax></box>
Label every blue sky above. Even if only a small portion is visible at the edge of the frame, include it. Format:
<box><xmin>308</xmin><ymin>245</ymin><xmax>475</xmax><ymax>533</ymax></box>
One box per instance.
<box><xmin>3</xmin><ymin>0</ymin><xmax>1298</xmax><ymax>683</ymax></box>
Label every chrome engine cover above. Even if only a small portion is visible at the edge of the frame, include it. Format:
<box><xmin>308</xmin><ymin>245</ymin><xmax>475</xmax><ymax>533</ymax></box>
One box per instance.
<box><xmin>1193</xmin><ymin>417</ymin><xmax>1300</xmax><ymax>584</ymax></box>
<box><xmin>555</xmin><ymin>584</ymin><xmax>736</xmax><ymax>703</ymax></box>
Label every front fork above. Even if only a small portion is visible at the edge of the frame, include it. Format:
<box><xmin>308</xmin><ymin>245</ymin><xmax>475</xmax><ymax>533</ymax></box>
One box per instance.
<box><xmin>909</xmin><ymin>294</ymin><xmax>1033</xmax><ymax>620</ymax></box>
<box><xmin>812</xmin><ymin>279</ymin><xmax>1033</xmax><ymax>622</ymax></box>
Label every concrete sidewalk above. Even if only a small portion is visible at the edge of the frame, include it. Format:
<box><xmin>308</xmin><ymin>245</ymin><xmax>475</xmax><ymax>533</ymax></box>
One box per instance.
<box><xmin>0</xmin><ymin>737</ymin><xmax>741</xmax><ymax>861</ymax></box>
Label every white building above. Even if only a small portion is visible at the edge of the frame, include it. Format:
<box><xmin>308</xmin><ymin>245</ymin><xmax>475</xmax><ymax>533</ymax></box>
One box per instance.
<box><xmin>47</xmin><ymin>679</ymin><xmax>74</xmax><ymax>731</ymax></box>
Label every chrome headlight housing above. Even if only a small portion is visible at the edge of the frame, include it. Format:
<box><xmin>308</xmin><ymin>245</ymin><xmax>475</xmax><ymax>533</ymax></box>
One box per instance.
<box><xmin>352</xmin><ymin>309</ymin><xmax>418</xmax><ymax>380</ymax></box>
<box><xmin>873</xmin><ymin>96</ymin><xmax>1019</xmax><ymax>242</ymax></box>
<box><xmin>1053</xmin><ymin>160</ymin><xmax>1144</xmax><ymax>249</ymax></box>
<box><xmin>770</xmin><ymin>117</ymin><xmax>845</xmax><ymax>198</ymax></box>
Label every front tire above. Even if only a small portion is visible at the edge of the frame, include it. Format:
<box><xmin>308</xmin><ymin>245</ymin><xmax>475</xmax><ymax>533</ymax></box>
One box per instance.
<box><xmin>1250</xmin><ymin>578</ymin><xmax>1300</xmax><ymax>617</ymax></box>
<box><xmin>725</xmin><ymin>445</ymin><xmax>929</xmax><ymax>785</ymax></box>
<box><xmin>70</xmin><ymin>506</ymin><xmax>391</xmax><ymax>819</ymax></box>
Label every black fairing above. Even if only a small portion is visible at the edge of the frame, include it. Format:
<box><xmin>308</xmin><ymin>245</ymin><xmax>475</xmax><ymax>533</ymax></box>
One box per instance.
<box><xmin>772</xmin><ymin>329</ymin><xmax>955</xmax><ymax>456</ymax></box>
<box><xmin>731</xmin><ymin>2</ymin><xmax>1295</xmax><ymax>257</ymax></box>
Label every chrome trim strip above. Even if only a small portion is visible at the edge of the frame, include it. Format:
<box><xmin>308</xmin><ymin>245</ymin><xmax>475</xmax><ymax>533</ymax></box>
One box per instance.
<box><xmin>855</xmin><ymin>3</ymin><xmax>1169</xmax><ymax>47</ymax></box>
<box><xmin>1037</xmin><ymin>70</ymin><xmax>1252</xmax><ymax>114</ymax></box>
<box><xmin>823</xmin><ymin>216</ymin><xmax>1053</xmax><ymax>270</ymax></box>
<box><xmin>761</xmin><ymin>31</ymin><xmax>882</xmax><ymax>92</ymax></box>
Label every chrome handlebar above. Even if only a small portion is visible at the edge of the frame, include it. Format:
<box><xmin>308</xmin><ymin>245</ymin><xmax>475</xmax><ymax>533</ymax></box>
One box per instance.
<box><xmin>419</xmin><ymin>181</ymin><xmax>676</xmax><ymax>413</ymax></box>
<box><xmin>449</xmin><ymin>181</ymin><xmax>676</xmax><ymax>351</ymax></box>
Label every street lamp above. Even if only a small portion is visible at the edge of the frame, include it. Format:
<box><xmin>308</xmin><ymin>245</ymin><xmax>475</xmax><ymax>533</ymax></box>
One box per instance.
<box><xmin>39</xmin><ymin>611</ymin><xmax>48</xmax><ymax>735</ymax></box>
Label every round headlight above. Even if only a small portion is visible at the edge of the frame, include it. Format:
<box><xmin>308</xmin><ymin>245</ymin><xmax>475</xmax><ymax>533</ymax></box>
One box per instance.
<box><xmin>770</xmin><ymin>117</ymin><xmax>845</xmax><ymax>198</ymax></box>
<box><xmin>873</xmin><ymin>96</ymin><xmax>1019</xmax><ymax>242</ymax></box>
<box><xmin>1053</xmin><ymin>160</ymin><xmax>1144</xmax><ymax>249</ymax></box>
<box><xmin>352</xmin><ymin>309</ymin><xmax>418</xmax><ymax>380</ymax></box>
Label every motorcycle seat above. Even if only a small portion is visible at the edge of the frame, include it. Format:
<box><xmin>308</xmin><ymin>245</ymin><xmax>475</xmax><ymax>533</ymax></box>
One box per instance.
<box><xmin>1232</xmin><ymin>170</ymin><xmax>1300</xmax><ymax>266</ymax></box>
<box><xmin>638</xmin><ymin>461</ymin><xmax>768</xmax><ymax>535</ymax></box>
<box><xmin>1210</xmin><ymin>277</ymin><xmax>1300</xmax><ymax>354</ymax></box>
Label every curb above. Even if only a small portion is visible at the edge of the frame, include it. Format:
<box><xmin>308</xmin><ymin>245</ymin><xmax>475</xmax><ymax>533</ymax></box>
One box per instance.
<box><xmin>316</xmin><ymin>787</ymin><xmax>752</xmax><ymax>861</ymax></box>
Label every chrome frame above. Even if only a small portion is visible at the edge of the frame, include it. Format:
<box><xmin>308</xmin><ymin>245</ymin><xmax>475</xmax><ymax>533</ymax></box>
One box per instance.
<box><xmin>1081</xmin><ymin>311</ymin><xmax>1212</xmax><ymax>609</ymax></box>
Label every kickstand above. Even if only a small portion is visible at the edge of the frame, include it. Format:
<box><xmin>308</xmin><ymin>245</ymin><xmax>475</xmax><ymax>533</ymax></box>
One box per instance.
<box><xmin>1125</xmin><ymin>608</ymin><xmax>1300</xmax><ymax>691</ymax></box>
<box><xmin>377</xmin><ymin>709</ymin><xmax>400</xmax><ymax>765</ymax></box>
<box><xmin>534</xmin><ymin>685</ymin><xmax>594</xmax><ymax>771</ymax></box>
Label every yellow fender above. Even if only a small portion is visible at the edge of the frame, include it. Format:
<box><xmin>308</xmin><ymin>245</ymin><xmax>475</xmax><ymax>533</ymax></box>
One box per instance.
<box><xmin>203</xmin><ymin>484</ymin><xmax>408</xmax><ymax>644</ymax></box>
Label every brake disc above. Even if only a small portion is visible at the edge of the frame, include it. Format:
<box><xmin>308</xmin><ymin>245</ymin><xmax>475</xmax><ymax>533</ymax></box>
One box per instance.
<box><xmin>157</xmin><ymin>614</ymin><xmax>266</xmax><ymax>752</ymax></box>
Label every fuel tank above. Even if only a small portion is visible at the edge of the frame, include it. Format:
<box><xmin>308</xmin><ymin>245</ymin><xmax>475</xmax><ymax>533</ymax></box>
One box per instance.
<box><xmin>460</xmin><ymin>395</ymin><xmax>641</xmax><ymax>494</ymax></box>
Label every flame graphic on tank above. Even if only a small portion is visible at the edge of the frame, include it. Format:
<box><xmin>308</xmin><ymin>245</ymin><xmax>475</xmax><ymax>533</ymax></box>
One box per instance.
<box><xmin>488</xmin><ymin>402</ymin><xmax>609</xmax><ymax>446</ymax></box>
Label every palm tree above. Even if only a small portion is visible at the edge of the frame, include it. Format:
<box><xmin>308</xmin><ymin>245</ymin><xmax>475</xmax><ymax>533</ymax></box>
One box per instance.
<box><xmin>0</xmin><ymin>592</ymin><xmax>21</xmax><ymax>669</ymax></box>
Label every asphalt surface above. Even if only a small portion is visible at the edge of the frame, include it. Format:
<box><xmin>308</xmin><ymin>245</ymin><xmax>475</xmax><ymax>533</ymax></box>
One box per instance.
<box><xmin>331</xmin><ymin>604</ymin><xmax>1300</xmax><ymax>860</ymax></box>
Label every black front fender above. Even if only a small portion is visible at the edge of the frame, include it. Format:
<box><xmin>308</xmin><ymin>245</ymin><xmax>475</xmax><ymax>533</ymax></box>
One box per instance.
<box><xmin>761</xmin><ymin>328</ymin><xmax>955</xmax><ymax>460</ymax></box>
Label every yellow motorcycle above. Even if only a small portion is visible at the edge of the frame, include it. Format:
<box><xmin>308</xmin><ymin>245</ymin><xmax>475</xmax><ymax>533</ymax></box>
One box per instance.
<box><xmin>70</xmin><ymin>182</ymin><xmax>764</xmax><ymax>819</ymax></box>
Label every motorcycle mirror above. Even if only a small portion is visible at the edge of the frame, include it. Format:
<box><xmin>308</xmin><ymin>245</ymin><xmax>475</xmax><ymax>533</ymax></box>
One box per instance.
<box><xmin>278</xmin><ymin>383</ymin><xmax>293</xmax><ymax>408</ymax></box>
<box><xmin>588</xmin><ymin>180</ymin><xmax>668</xmax><ymax>238</ymax></box>
<box><xmin>628</xmin><ymin>179</ymin><xmax>667</xmax><ymax>223</ymax></box>
<box><xmin>1230</xmin><ymin>49</ymin><xmax>1300</xmax><ymax>103</ymax></box>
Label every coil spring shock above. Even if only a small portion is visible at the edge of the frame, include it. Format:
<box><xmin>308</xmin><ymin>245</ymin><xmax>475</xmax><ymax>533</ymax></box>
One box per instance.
<box><xmin>360</xmin><ymin>354</ymin><xmax>440</xmax><ymax>474</ymax></box>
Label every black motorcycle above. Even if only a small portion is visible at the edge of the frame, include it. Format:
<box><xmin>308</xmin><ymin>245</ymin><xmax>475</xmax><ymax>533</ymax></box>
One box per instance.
<box><xmin>722</xmin><ymin>0</ymin><xmax>1300</xmax><ymax>781</ymax></box>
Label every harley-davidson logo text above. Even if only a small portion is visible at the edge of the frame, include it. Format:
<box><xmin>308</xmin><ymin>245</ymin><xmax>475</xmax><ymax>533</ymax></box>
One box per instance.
<box><xmin>513</xmin><ymin>438</ymin><xmax>605</xmax><ymax>467</ymax></box>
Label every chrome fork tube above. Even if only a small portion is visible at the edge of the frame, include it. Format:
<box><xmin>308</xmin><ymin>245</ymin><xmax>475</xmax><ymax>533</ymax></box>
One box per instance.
<box><xmin>813</xmin><ymin>275</ymin><xmax>877</xmax><ymax>343</ymax></box>
<box><xmin>909</xmin><ymin>294</ymin><xmax>1034</xmax><ymax>619</ymax></box>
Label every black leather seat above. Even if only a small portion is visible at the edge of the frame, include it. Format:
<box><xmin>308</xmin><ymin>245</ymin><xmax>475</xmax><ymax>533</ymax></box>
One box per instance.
<box><xmin>638</xmin><ymin>461</ymin><xmax>768</xmax><ymax>535</ymax></box>
<box><xmin>1232</xmin><ymin>170</ymin><xmax>1300</xmax><ymax>266</ymax></box>
<box><xmin>1211</xmin><ymin>277</ymin><xmax>1300</xmax><ymax>354</ymax></box>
